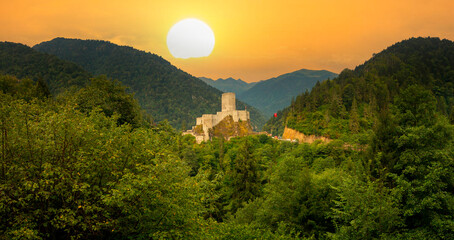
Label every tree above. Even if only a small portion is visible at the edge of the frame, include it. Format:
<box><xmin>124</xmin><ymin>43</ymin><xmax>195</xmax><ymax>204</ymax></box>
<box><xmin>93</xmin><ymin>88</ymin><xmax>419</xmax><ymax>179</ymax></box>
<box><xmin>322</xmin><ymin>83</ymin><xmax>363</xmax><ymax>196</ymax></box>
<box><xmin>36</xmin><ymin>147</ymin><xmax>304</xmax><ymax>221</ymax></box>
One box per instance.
<box><xmin>73</xmin><ymin>76</ymin><xmax>143</xmax><ymax>127</ymax></box>
<box><xmin>225</xmin><ymin>137</ymin><xmax>260</xmax><ymax>214</ymax></box>
<box><xmin>330</xmin><ymin>177</ymin><xmax>403</xmax><ymax>240</ymax></box>
<box><xmin>349</xmin><ymin>97</ymin><xmax>360</xmax><ymax>133</ymax></box>
<box><xmin>102</xmin><ymin>159</ymin><xmax>203</xmax><ymax>239</ymax></box>
<box><xmin>236</xmin><ymin>156</ymin><xmax>342</xmax><ymax>238</ymax></box>
<box><xmin>342</xmin><ymin>84</ymin><xmax>355</xmax><ymax>110</ymax></box>
<box><xmin>330</xmin><ymin>92</ymin><xmax>347</xmax><ymax>119</ymax></box>
<box><xmin>389</xmin><ymin>86</ymin><xmax>454</xmax><ymax>237</ymax></box>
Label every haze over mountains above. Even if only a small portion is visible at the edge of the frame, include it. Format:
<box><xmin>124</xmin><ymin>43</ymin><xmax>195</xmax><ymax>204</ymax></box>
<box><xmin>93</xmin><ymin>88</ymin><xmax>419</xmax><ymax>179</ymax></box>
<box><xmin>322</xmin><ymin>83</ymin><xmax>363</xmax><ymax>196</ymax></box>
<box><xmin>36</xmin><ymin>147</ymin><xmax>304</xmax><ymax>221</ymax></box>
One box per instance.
<box><xmin>32</xmin><ymin>38</ymin><xmax>266</xmax><ymax>129</ymax></box>
<box><xmin>201</xmin><ymin>69</ymin><xmax>338</xmax><ymax>116</ymax></box>
<box><xmin>199</xmin><ymin>77</ymin><xmax>258</xmax><ymax>95</ymax></box>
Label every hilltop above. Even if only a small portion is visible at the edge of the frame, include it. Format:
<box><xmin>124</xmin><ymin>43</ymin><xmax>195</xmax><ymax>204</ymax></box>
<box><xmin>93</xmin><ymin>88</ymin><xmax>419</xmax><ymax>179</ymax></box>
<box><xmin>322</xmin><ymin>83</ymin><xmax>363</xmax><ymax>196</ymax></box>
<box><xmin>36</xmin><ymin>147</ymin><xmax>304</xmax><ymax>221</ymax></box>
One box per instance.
<box><xmin>0</xmin><ymin>42</ymin><xmax>91</xmax><ymax>94</ymax></box>
<box><xmin>264</xmin><ymin>37</ymin><xmax>454</xmax><ymax>140</ymax></box>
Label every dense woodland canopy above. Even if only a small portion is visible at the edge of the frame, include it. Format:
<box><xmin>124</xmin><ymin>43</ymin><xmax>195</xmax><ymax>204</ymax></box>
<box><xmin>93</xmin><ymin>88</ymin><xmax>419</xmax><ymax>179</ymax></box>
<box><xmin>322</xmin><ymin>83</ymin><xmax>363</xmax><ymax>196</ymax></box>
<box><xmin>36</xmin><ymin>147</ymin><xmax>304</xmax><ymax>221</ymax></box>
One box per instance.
<box><xmin>0</xmin><ymin>42</ymin><xmax>91</xmax><ymax>94</ymax></box>
<box><xmin>33</xmin><ymin>38</ymin><xmax>266</xmax><ymax>130</ymax></box>
<box><xmin>0</xmin><ymin>37</ymin><xmax>453</xmax><ymax>239</ymax></box>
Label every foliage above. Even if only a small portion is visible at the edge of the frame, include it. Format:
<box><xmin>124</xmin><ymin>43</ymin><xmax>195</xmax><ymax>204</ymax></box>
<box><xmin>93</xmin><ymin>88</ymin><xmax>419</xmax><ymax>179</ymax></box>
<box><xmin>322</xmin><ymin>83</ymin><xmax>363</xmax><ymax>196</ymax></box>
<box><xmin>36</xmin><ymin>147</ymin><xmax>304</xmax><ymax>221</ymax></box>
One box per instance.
<box><xmin>265</xmin><ymin>37</ymin><xmax>454</xmax><ymax>139</ymax></box>
<box><xmin>0</xmin><ymin>42</ymin><xmax>91</xmax><ymax>94</ymax></box>
<box><xmin>0</xmin><ymin>37</ymin><xmax>453</xmax><ymax>240</ymax></box>
<box><xmin>0</xmin><ymin>75</ymin><xmax>51</xmax><ymax>100</ymax></box>
<box><xmin>330</xmin><ymin>177</ymin><xmax>403</xmax><ymax>240</ymax></box>
<box><xmin>0</xmin><ymin>94</ymin><xmax>202</xmax><ymax>239</ymax></box>
<box><xmin>66</xmin><ymin>75</ymin><xmax>144</xmax><ymax>127</ymax></box>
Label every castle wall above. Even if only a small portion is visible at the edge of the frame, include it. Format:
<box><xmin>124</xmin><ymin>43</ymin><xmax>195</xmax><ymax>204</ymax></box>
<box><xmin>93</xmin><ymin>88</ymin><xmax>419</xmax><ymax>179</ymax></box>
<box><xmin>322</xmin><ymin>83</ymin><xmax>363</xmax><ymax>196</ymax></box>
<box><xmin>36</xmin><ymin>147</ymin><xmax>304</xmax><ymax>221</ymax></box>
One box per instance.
<box><xmin>186</xmin><ymin>92</ymin><xmax>251</xmax><ymax>143</ymax></box>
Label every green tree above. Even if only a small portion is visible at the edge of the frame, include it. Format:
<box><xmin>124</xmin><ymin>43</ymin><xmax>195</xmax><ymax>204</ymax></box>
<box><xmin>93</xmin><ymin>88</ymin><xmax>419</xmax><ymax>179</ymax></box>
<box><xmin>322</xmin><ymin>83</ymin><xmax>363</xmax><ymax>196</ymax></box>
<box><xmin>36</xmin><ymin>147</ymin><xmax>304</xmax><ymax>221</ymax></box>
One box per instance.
<box><xmin>330</xmin><ymin>92</ymin><xmax>347</xmax><ymax>119</ymax></box>
<box><xmin>330</xmin><ymin>177</ymin><xmax>403</xmax><ymax>240</ymax></box>
<box><xmin>342</xmin><ymin>83</ymin><xmax>355</xmax><ymax>110</ymax></box>
<box><xmin>349</xmin><ymin>97</ymin><xmax>360</xmax><ymax>133</ymax></box>
<box><xmin>236</xmin><ymin>155</ymin><xmax>342</xmax><ymax>238</ymax></box>
<box><xmin>72</xmin><ymin>76</ymin><xmax>143</xmax><ymax>127</ymax></box>
<box><xmin>102</xmin><ymin>160</ymin><xmax>203</xmax><ymax>239</ymax></box>
<box><xmin>225</xmin><ymin>137</ymin><xmax>260</xmax><ymax>214</ymax></box>
<box><xmin>390</xmin><ymin>86</ymin><xmax>454</xmax><ymax>237</ymax></box>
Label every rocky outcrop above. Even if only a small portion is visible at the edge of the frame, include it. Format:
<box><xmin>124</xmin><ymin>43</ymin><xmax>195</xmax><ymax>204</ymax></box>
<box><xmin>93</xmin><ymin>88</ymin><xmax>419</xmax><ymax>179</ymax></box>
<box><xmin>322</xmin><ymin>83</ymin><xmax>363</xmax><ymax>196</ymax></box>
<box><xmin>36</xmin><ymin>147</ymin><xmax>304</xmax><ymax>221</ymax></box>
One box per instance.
<box><xmin>282</xmin><ymin>127</ymin><xmax>331</xmax><ymax>144</ymax></box>
<box><xmin>185</xmin><ymin>92</ymin><xmax>250</xmax><ymax>143</ymax></box>
<box><xmin>209</xmin><ymin>116</ymin><xmax>254</xmax><ymax>140</ymax></box>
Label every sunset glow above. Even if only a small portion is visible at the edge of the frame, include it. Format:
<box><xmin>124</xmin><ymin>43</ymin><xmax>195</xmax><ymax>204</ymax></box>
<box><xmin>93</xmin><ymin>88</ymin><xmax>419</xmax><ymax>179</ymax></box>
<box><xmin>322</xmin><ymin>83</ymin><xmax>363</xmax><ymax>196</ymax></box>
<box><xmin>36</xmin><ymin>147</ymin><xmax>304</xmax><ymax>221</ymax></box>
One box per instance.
<box><xmin>1</xmin><ymin>0</ymin><xmax>453</xmax><ymax>82</ymax></box>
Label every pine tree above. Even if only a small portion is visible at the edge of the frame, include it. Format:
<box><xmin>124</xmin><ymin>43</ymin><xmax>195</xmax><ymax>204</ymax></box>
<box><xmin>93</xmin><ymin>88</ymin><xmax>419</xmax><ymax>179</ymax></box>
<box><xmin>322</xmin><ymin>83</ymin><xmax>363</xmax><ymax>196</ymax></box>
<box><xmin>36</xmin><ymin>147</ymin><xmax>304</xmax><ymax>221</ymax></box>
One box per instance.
<box><xmin>330</xmin><ymin>92</ymin><xmax>347</xmax><ymax>118</ymax></box>
<box><xmin>349</xmin><ymin>97</ymin><xmax>360</xmax><ymax>133</ymax></box>
<box><xmin>227</xmin><ymin>138</ymin><xmax>259</xmax><ymax>213</ymax></box>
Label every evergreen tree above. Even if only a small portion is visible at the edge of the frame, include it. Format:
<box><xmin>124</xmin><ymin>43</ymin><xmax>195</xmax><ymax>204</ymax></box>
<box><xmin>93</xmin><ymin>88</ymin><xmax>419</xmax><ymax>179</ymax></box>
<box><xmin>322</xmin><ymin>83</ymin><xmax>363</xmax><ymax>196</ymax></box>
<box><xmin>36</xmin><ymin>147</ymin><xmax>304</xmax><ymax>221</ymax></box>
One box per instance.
<box><xmin>226</xmin><ymin>138</ymin><xmax>260</xmax><ymax>214</ymax></box>
<box><xmin>349</xmin><ymin>97</ymin><xmax>360</xmax><ymax>133</ymax></box>
<box><xmin>330</xmin><ymin>92</ymin><xmax>347</xmax><ymax>119</ymax></box>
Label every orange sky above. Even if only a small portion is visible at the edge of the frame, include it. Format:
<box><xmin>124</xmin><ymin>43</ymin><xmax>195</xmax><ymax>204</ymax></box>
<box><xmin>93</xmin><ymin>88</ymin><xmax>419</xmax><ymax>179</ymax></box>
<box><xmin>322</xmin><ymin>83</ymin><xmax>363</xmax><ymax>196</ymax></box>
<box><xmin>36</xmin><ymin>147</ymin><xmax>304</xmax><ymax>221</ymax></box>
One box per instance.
<box><xmin>1</xmin><ymin>0</ymin><xmax>454</xmax><ymax>82</ymax></box>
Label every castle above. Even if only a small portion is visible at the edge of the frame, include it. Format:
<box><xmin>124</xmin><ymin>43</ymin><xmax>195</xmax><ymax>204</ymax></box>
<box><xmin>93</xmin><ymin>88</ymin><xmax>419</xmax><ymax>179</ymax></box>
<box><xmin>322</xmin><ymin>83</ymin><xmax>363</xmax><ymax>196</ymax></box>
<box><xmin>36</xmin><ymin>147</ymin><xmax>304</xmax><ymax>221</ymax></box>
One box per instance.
<box><xmin>184</xmin><ymin>92</ymin><xmax>250</xmax><ymax>143</ymax></box>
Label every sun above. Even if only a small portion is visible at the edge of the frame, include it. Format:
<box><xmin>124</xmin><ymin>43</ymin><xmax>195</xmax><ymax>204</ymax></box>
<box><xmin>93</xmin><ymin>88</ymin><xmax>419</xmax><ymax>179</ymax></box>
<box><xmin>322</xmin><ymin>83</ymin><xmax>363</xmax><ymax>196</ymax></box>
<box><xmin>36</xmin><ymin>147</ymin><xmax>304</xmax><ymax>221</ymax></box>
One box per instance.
<box><xmin>167</xmin><ymin>18</ymin><xmax>215</xmax><ymax>59</ymax></box>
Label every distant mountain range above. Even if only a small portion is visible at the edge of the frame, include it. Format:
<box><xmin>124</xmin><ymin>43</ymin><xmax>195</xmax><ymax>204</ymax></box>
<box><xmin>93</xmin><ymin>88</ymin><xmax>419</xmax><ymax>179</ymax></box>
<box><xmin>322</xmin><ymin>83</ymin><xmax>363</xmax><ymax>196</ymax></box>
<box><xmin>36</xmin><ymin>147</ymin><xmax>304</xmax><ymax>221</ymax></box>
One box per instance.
<box><xmin>201</xmin><ymin>69</ymin><xmax>338</xmax><ymax>117</ymax></box>
<box><xmin>239</xmin><ymin>69</ymin><xmax>338</xmax><ymax>116</ymax></box>
<box><xmin>199</xmin><ymin>77</ymin><xmax>258</xmax><ymax>95</ymax></box>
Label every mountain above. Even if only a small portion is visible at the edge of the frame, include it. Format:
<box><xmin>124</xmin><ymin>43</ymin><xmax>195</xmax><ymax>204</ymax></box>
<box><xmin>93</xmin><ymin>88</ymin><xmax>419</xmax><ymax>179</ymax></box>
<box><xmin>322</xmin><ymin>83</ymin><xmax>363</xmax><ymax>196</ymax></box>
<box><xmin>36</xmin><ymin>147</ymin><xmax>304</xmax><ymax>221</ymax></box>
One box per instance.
<box><xmin>199</xmin><ymin>77</ymin><xmax>257</xmax><ymax>95</ymax></box>
<box><xmin>0</xmin><ymin>41</ymin><xmax>92</xmax><ymax>94</ymax></box>
<box><xmin>238</xmin><ymin>69</ymin><xmax>338</xmax><ymax>116</ymax></box>
<box><xmin>34</xmin><ymin>38</ymin><xmax>266</xmax><ymax>129</ymax></box>
<box><xmin>264</xmin><ymin>37</ymin><xmax>454</xmax><ymax>139</ymax></box>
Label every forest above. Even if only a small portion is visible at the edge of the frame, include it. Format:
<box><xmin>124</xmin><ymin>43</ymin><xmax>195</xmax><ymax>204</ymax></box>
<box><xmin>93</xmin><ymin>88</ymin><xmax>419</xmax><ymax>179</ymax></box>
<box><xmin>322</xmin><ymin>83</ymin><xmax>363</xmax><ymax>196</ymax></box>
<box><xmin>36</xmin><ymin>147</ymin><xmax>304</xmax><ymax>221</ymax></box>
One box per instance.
<box><xmin>264</xmin><ymin>37</ymin><xmax>454</xmax><ymax>140</ymax></box>
<box><xmin>0</xmin><ymin>37</ymin><xmax>453</xmax><ymax>239</ymax></box>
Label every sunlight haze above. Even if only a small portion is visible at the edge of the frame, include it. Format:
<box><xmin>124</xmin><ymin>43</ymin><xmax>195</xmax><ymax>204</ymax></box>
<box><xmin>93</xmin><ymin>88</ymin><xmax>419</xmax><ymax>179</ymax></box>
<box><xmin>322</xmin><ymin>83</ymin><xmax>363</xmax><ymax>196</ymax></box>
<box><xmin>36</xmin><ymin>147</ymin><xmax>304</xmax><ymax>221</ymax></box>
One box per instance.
<box><xmin>1</xmin><ymin>0</ymin><xmax>453</xmax><ymax>82</ymax></box>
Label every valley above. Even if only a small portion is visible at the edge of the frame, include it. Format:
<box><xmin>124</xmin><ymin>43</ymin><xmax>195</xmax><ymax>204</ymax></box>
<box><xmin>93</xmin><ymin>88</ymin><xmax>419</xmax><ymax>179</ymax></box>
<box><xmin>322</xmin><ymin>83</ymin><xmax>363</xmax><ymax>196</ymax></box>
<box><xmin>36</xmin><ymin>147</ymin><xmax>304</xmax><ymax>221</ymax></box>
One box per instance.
<box><xmin>0</xmin><ymin>36</ymin><xmax>453</xmax><ymax>239</ymax></box>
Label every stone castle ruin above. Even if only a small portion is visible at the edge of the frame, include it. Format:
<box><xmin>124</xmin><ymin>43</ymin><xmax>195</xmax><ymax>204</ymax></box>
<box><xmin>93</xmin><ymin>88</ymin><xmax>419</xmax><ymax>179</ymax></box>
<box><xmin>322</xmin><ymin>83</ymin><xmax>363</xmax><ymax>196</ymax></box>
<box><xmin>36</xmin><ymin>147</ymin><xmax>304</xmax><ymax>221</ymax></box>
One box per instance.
<box><xmin>184</xmin><ymin>92</ymin><xmax>252</xmax><ymax>143</ymax></box>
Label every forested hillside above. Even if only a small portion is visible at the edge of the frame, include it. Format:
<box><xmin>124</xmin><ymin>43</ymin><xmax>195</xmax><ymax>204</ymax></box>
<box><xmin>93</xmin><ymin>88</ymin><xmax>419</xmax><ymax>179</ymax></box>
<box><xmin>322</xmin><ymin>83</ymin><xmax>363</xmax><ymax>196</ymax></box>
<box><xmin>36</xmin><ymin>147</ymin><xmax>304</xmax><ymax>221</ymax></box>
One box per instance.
<box><xmin>33</xmin><ymin>38</ymin><xmax>266</xmax><ymax>129</ymax></box>
<box><xmin>1</xmin><ymin>59</ymin><xmax>453</xmax><ymax>239</ymax></box>
<box><xmin>239</xmin><ymin>69</ymin><xmax>338</xmax><ymax>116</ymax></box>
<box><xmin>264</xmin><ymin>37</ymin><xmax>454</xmax><ymax>140</ymax></box>
<box><xmin>0</xmin><ymin>42</ymin><xmax>91</xmax><ymax>94</ymax></box>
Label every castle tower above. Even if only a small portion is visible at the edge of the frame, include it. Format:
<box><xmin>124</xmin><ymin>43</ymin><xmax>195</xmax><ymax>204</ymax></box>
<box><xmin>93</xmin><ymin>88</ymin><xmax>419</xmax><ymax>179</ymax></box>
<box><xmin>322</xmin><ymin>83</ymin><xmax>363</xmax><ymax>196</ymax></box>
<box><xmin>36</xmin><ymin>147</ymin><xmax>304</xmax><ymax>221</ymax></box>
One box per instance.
<box><xmin>222</xmin><ymin>92</ymin><xmax>235</xmax><ymax>112</ymax></box>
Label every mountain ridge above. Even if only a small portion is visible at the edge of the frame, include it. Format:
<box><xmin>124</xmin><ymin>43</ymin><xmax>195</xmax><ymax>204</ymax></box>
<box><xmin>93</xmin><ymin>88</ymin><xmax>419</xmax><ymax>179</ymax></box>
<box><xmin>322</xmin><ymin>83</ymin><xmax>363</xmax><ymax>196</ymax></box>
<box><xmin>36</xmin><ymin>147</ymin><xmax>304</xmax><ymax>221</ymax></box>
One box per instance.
<box><xmin>238</xmin><ymin>69</ymin><xmax>338</xmax><ymax>116</ymax></box>
<box><xmin>0</xmin><ymin>41</ymin><xmax>92</xmax><ymax>94</ymax></box>
<box><xmin>33</xmin><ymin>37</ymin><xmax>267</xmax><ymax>129</ymax></box>
<box><xmin>199</xmin><ymin>76</ymin><xmax>257</xmax><ymax>95</ymax></box>
<box><xmin>264</xmin><ymin>37</ymin><xmax>454</xmax><ymax>138</ymax></box>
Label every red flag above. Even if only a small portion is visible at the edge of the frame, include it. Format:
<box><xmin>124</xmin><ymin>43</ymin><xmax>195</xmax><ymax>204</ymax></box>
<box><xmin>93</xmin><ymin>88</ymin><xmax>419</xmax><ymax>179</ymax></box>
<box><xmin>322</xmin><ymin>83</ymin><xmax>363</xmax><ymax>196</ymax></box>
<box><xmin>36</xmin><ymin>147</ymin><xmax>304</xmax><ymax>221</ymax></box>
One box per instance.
<box><xmin>274</xmin><ymin>113</ymin><xmax>277</xmax><ymax>117</ymax></box>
